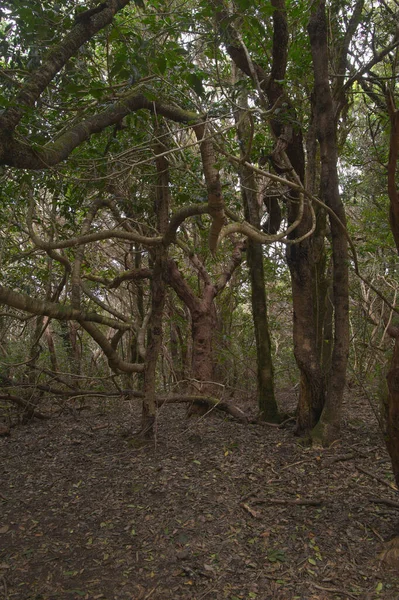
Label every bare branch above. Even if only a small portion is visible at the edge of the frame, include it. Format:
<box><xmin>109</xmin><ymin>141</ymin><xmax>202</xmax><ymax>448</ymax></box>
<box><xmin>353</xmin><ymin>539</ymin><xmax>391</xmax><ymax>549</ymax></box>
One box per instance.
<box><xmin>0</xmin><ymin>284</ymin><xmax>131</xmax><ymax>330</ymax></box>
<box><xmin>79</xmin><ymin>321</ymin><xmax>143</xmax><ymax>373</ymax></box>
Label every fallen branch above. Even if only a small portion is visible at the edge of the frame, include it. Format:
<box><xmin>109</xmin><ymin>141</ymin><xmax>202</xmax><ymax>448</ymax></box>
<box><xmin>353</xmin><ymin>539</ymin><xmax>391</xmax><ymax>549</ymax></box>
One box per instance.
<box><xmin>324</xmin><ymin>452</ymin><xmax>358</xmax><ymax>466</ymax></box>
<box><xmin>156</xmin><ymin>395</ymin><xmax>248</xmax><ymax>423</ymax></box>
<box><xmin>369</xmin><ymin>496</ymin><xmax>399</xmax><ymax>509</ymax></box>
<box><xmin>91</xmin><ymin>424</ymin><xmax>109</xmax><ymax>432</ymax></box>
<box><xmin>2</xmin><ymin>385</ymin><xmax>249</xmax><ymax>423</ymax></box>
<box><xmin>0</xmin><ymin>394</ymin><xmax>50</xmax><ymax>420</ymax></box>
<box><xmin>281</xmin><ymin>458</ymin><xmax>315</xmax><ymax>472</ymax></box>
<box><xmin>356</xmin><ymin>464</ymin><xmax>398</xmax><ymax>491</ymax></box>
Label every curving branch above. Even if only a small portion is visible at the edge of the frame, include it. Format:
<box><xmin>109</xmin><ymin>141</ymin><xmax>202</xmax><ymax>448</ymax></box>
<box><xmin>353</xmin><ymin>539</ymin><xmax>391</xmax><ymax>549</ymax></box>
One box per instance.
<box><xmin>165</xmin><ymin>258</ymin><xmax>200</xmax><ymax>313</ymax></box>
<box><xmin>27</xmin><ymin>216</ymin><xmax>162</xmax><ymax>250</ymax></box>
<box><xmin>79</xmin><ymin>321</ymin><xmax>143</xmax><ymax>373</ymax></box>
<box><xmin>2</xmin><ymin>94</ymin><xmax>200</xmax><ymax>169</ymax></box>
<box><xmin>192</xmin><ymin>122</ymin><xmax>225</xmax><ymax>253</ymax></box>
<box><xmin>163</xmin><ymin>204</ymin><xmax>209</xmax><ymax>245</ymax></box>
<box><xmin>342</xmin><ymin>38</ymin><xmax>399</xmax><ymax>95</ymax></box>
<box><xmin>215</xmin><ymin>239</ymin><xmax>245</xmax><ymax>293</ymax></box>
<box><xmin>107</xmin><ymin>268</ymin><xmax>152</xmax><ymax>289</ymax></box>
<box><xmin>0</xmin><ymin>284</ymin><xmax>131</xmax><ymax>330</ymax></box>
<box><xmin>81</xmin><ymin>282</ymin><xmax>132</xmax><ymax>324</ymax></box>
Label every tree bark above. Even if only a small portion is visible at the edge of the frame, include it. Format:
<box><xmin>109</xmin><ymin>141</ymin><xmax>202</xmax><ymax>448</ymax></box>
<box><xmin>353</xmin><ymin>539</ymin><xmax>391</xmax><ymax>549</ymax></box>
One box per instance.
<box><xmin>308</xmin><ymin>1</ymin><xmax>350</xmax><ymax>444</ymax></box>
<box><xmin>191</xmin><ymin>302</ymin><xmax>216</xmax><ymax>390</ymax></box>
<box><xmin>140</xmin><ymin>132</ymin><xmax>170</xmax><ymax>436</ymax></box>
<box><xmin>141</xmin><ymin>247</ymin><xmax>166</xmax><ymax>436</ymax></box>
<box><xmin>235</xmin><ymin>90</ymin><xmax>279</xmax><ymax>422</ymax></box>
<box><xmin>166</xmin><ymin>259</ymin><xmax>217</xmax><ymax>395</ymax></box>
<box><xmin>385</xmin><ymin>92</ymin><xmax>399</xmax><ymax>488</ymax></box>
<box><xmin>386</xmin><ymin>337</ymin><xmax>399</xmax><ymax>487</ymax></box>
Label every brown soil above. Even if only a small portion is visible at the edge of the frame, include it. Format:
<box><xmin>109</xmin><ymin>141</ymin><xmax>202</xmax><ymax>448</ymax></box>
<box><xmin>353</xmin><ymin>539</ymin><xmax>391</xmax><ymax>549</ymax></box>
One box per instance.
<box><xmin>1</xmin><ymin>390</ymin><xmax>399</xmax><ymax>600</ymax></box>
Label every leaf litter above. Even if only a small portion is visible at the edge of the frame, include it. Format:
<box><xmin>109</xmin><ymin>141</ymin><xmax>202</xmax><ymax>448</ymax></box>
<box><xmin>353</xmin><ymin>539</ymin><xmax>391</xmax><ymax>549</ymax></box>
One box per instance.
<box><xmin>1</xmin><ymin>390</ymin><xmax>399</xmax><ymax>599</ymax></box>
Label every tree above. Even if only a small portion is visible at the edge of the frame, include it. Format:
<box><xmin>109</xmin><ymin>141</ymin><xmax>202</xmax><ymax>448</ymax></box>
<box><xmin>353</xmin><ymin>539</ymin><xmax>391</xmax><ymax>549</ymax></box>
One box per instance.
<box><xmin>1</xmin><ymin>0</ymin><xmax>398</xmax><ymax>457</ymax></box>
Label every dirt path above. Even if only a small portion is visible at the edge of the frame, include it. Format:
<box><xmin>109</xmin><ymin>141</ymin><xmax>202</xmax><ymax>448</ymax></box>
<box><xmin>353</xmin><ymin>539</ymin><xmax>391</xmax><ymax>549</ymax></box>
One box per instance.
<box><xmin>1</xmin><ymin>392</ymin><xmax>399</xmax><ymax>599</ymax></box>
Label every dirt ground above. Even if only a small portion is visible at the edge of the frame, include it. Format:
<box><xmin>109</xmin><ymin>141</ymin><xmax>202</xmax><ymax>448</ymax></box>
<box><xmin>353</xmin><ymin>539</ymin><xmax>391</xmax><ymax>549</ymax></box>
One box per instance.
<box><xmin>1</xmin><ymin>390</ymin><xmax>399</xmax><ymax>600</ymax></box>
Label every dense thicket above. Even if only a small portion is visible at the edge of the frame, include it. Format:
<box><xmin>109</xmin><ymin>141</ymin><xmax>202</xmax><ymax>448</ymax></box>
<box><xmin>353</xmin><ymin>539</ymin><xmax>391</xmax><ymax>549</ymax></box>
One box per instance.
<box><xmin>0</xmin><ymin>0</ymin><xmax>399</xmax><ymax>481</ymax></box>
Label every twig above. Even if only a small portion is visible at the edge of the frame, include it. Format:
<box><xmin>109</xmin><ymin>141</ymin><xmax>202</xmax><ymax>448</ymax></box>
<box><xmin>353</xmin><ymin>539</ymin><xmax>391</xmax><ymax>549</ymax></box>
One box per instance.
<box><xmin>240</xmin><ymin>487</ymin><xmax>262</xmax><ymax>503</ymax></box>
<box><xmin>91</xmin><ymin>424</ymin><xmax>109</xmax><ymax>432</ymax></box>
<box><xmin>252</xmin><ymin>497</ymin><xmax>324</xmax><ymax>506</ymax></box>
<box><xmin>250</xmin><ymin>416</ymin><xmax>295</xmax><ymax>428</ymax></box>
<box><xmin>307</xmin><ymin>581</ymin><xmax>359</xmax><ymax>599</ymax></box>
<box><xmin>280</xmin><ymin>458</ymin><xmax>315</xmax><ymax>471</ymax></box>
<box><xmin>240</xmin><ymin>502</ymin><xmax>261</xmax><ymax>518</ymax></box>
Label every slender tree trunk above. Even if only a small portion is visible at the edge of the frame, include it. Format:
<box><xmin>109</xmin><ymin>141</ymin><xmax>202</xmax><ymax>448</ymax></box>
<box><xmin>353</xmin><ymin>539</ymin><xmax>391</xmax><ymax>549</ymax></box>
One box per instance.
<box><xmin>140</xmin><ymin>131</ymin><xmax>169</xmax><ymax>436</ymax></box>
<box><xmin>235</xmin><ymin>81</ymin><xmax>279</xmax><ymax>422</ymax></box>
<box><xmin>44</xmin><ymin>318</ymin><xmax>59</xmax><ymax>372</ymax></box>
<box><xmin>170</xmin><ymin>320</ymin><xmax>181</xmax><ymax>383</ymax></box>
<box><xmin>242</xmin><ymin>177</ymin><xmax>279</xmax><ymax>421</ymax></box>
<box><xmin>141</xmin><ymin>246</ymin><xmax>166</xmax><ymax>435</ymax></box>
<box><xmin>23</xmin><ymin>316</ymin><xmax>45</xmax><ymax>421</ymax></box>
<box><xmin>384</xmin><ymin>92</ymin><xmax>399</xmax><ymax>488</ymax></box>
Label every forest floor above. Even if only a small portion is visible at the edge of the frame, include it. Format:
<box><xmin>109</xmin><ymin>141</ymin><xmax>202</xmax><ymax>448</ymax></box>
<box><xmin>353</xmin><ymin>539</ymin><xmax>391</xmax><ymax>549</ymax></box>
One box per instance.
<box><xmin>1</xmin><ymin>389</ymin><xmax>399</xmax><ymax>600</ymax></box>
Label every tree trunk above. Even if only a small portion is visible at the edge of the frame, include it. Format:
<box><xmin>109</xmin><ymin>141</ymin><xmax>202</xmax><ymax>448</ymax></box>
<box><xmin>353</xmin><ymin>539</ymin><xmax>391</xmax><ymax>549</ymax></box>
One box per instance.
<box><xmin>308</xmin><ymin>1</ymin><xmax>350</xmax><ymax>444</ymax></box>
<box><xmin>44</xmin><ymin>318</ymin><xmax>59</xmax><ymax>372</ymax></box>
<box><xmin>23</xmin><ymin>316</ymin><xmax>45</xmax><ymax>422</ymax></box>
<box><xmin>140</xmin><ymin>130</ymin><xmax>169</xmax><ymax>436</ymax></box>
<box><xmin>215</xmin><ymin>0</ymin><xmax>328</xmax><ymax>435</ymax></box>
<box><xmin>141</xmin><ymin>247</ymin><xmax>166</xmax><ymax>436</ymax></box>
<box><xmin>386</xmin><ymin>336</ymin><xmax>399</xmax><ymax>487</ymax></box>
<box><xmin>235</xmin><ymin>82</ymin><xmax>279</xmax><ymax>422</ymax></box>
<box><xmin>384</xmin><ymin>92</ymin><xmax>399</xmax><ymax>488</ymax></box>
<box><xmin>191</xmin><ymin>305</ymin><xmax>215</xmax><ymax>390</ymax></box>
